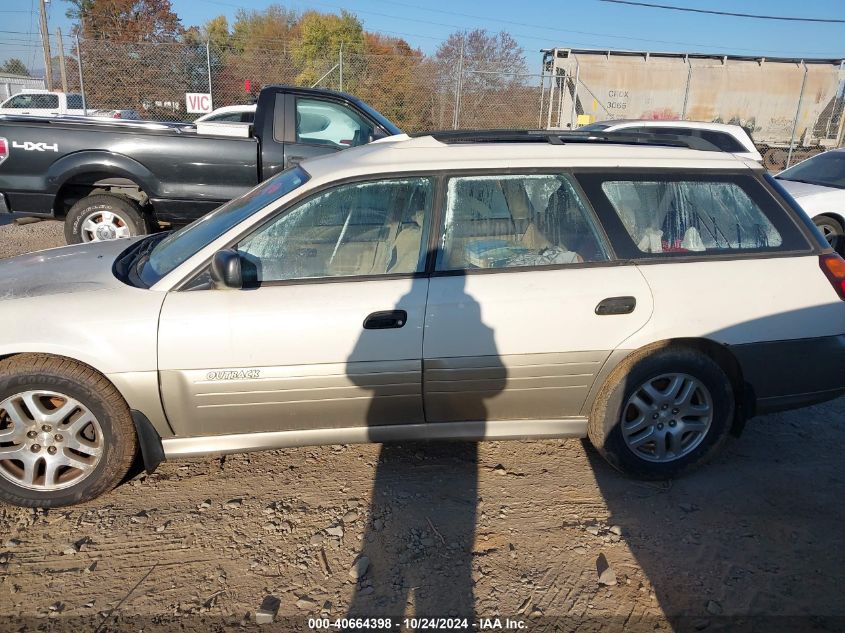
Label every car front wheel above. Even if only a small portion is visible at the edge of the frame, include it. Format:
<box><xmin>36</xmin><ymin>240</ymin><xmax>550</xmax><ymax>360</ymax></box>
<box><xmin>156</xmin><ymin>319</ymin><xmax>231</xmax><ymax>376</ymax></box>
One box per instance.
<box><xmin>0</xmin><ymin>354</ymin><xmax>138</xmax><ymax>507</ymax></box>
<box><xmin>588</xmin><ymin>347</ymin><xmax>734</xmax><ymax>479</ymax></box>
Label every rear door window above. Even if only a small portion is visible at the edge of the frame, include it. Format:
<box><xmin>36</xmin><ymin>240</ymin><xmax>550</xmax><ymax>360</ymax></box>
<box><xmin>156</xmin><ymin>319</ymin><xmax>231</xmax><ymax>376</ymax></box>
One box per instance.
<box><xmin>577</xmin><ymin>173</ymin><xmax>811</xmax><ymax>258</ymax></box>
<box><xmin>436</xmin><ymin>173</ymin><xmax>610</xmax><ymax>271</ymax></box>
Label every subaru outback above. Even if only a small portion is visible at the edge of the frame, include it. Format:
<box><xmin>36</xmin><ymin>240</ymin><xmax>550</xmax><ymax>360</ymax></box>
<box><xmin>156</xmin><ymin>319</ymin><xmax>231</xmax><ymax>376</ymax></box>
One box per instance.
<box><xmin>1</xmin><ymin>129</ymin><xmax>844</xmax><ymax>507</ymax></box>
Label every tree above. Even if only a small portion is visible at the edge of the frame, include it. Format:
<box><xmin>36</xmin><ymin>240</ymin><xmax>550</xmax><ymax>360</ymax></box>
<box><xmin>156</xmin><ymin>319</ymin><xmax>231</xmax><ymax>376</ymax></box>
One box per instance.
<box><xmin>1</xmin><ymin>58</ymin><xmax>30</xmax><ymax>76</ymax></box>
<box><xmin>434</xmin><ymin>29</ymin><xmax>530</xmax><ymax>128</ymax></box>
<box><xmin>293</xmin><ymin>10</ymin><xmax>364</xmax><ymax>86</ymax></box>
<box><xmin>355</xmin><ymin>33</ymin><xmax>433</xmax><ymax>131</ymax></box>
<box><xmin>67</xmin><ymin>0</ymin><xmax>183</xmax><ymax>42</ymax></box>
<box><xmin>203</xmin><ymin>16</ymin><xmax>231</xmax><ymax>49</ymax></box>
<box><xmin>230</xmin><ymin>5</ymin><xmax>298</xmax><ymax>54</ymax></box>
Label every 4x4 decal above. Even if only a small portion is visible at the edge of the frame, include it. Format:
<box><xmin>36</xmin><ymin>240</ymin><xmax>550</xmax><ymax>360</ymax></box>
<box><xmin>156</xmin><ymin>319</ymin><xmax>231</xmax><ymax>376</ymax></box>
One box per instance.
<box><xmin>12</xmin><ymin>140</ymin><xmax>59</xmax><ymax>152</ymax></box>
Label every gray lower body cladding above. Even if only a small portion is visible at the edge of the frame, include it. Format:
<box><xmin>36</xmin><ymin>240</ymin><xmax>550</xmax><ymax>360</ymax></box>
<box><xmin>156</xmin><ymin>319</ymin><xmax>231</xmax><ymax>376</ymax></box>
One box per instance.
<box><xmin>731</xmin><ymin>334</ymin><xmax>845</xmax><ymax>414</ymax></box>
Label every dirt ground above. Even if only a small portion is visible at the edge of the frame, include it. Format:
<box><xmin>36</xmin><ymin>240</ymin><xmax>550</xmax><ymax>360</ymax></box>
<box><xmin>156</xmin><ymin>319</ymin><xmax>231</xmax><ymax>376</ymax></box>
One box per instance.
<box><xmin>1</xmin><ymin>221</ymin><xmax>844</xmax><ymax>633</ymax></box>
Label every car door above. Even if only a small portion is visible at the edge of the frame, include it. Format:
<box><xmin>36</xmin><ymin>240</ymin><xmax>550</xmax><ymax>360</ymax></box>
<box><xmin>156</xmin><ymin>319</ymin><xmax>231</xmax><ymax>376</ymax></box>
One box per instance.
<box><xmin>283</xmin><ymin>94</ymin><xmax>378</xmax><ymax>168</ymax></box>
<box><xmin>423</xmin><ymin>172</ymin><xmax>654</xmax><ymax>423</ymax></box>
<box><xmin>157</xmin><ymin>175</ymin><xmax>435</xmax><ymax>438</ymax></box>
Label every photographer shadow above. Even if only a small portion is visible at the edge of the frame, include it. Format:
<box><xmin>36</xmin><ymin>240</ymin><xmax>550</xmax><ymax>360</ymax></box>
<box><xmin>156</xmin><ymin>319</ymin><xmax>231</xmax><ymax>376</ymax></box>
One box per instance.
<box><xmin>345</xmin><ymin>274</ymin><xmax>505</xmax><ymax>627</ymax></box>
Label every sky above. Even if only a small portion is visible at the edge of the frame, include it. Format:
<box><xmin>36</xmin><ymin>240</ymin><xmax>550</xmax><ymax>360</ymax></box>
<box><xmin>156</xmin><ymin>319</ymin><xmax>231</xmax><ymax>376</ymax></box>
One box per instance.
<box><xmin>1</xmin><ymin>0</ymin><xmax>844</xmax><ymax>74</ymax></box>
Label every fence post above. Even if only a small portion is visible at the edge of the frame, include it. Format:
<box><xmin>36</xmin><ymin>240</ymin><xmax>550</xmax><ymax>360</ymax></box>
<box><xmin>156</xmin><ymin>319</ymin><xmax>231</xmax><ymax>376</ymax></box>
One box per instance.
<box><xmin>453</xmin><ymin>38</ymin><xmax>464</xmax><ymax>129</ymax></box>
<box><xmin>786</xmin><ymin>61</ymin><xmax>808</xmax><ymax>169</ymax></box>
<box><xmin>569</xmin><ymin>58</ymin><xmax>580</xmax><ymax>129</ymax></box>
<box><xmin>537</xmin><ymin>60</ymin><xmax>546</xmax><ymax>129</ymax></box>
<box><xmin>546</xmin><ymin>68</ymin><xmax>556</xmax><ymax>129</ymax></box>
<box><xmin>75</xmin><ymin>34</ymin><xmax>87</xmax><ymax>115</ymax></box>
<box><xmin>339</xmin><ymin>42</ymin><xmax>344</xmax><ymax>92</ymax></box>
<box><xmin>206</xmin><ymin>40</ymin><xmax>213</xmax><ymax>105</ymax></box>
<box><xmin>681</xmin><ymin>56</ymin><xmax>692</xmax><ymax>120</ymax></box>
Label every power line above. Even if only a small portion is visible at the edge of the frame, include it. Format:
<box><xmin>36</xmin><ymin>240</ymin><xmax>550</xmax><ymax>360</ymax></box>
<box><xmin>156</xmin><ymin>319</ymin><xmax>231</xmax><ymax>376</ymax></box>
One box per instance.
<box><xmin>199</xmin><ymin>0</ymin><xmax>841</xmax><ymax>57</ymax></box>
<box><xmin>358</xmin><ymin>0</ymin><xmax>842</xmax><ymax>55</ymax></box>
<box><xmin>598</xmin><ymin>0</ymin><xmax>845</xmax><ymax>24</ymax></box>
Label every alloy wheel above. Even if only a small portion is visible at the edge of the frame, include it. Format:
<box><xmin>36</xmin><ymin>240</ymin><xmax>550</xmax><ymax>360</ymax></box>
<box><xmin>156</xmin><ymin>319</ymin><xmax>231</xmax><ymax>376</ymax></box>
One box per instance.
<box><xmin>0</xmin><ymin>391</ymin><xmax>104</xmax><ymax>491</ymax></box>
<box><xmin>620</xmin><ymin>373</ymin><xmax>713</xmax><ymax>463</ymax></box>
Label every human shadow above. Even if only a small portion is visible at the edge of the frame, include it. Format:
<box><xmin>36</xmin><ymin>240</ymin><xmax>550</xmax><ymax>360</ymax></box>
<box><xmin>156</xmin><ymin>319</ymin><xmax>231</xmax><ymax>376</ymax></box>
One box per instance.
<box><xmin>345</xmin><ymin>273</ymin><xmax>506</xmax><ymax>629</ymax></box>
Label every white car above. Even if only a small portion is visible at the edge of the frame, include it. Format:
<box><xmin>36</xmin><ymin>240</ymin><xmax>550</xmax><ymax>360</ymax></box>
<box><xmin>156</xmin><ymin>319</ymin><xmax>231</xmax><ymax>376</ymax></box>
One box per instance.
<box><xmin>580</xmin><ymin>119</ymin><xmax>762</xmax><ymax>162</ymax></box>
<box><xmin>0</xmin><ymin>91</ymin><xmax>87</xmax><ymax>117</ymax></box>
<box><xmin>0</xmin><ymin>129</ymin><xmax>844</xmax><ymax>507</ymax></box>
<box><xmin>775</xmin><ymin>149</ymin><xmax>845</xmax><ymax>254</ymax></box>
<box><xmin>194</xmin><ymin>104</ymin><xmax>255</xmax><ymax>124</ymax></box>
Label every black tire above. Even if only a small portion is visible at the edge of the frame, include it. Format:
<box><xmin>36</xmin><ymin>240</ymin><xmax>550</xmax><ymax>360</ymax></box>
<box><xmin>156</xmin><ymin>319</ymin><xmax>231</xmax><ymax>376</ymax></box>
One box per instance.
<box><xmin>588</xmin><ymin>346</ymin><xmax>734</xmax><ymax>480</ymax></box>
<box><xmin>814</xmin><ymin>215</ymin><xmax>845</xmax><ymax>255</ymax></box>
<box><xmin>0</xmin><ymin>354</ymin><xmax>138</xmax><ymax>508</ymax></box>
<box><xmin>64</xmin><ymin>194</ymin><xmax>148</xmax><ymax>245</ymax></box>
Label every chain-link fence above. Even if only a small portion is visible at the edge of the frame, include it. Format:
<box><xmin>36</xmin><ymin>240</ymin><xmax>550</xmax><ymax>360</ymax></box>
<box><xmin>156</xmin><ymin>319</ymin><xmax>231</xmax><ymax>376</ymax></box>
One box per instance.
<box><xmin>70</xmin><ymin>37</ymin><xmax>545</xmax><ymax>133</ymax></box>
<box><xmin>18</xmin><ymin>34</ymin><xmax>845</xmax><ymax>170</ymax></box>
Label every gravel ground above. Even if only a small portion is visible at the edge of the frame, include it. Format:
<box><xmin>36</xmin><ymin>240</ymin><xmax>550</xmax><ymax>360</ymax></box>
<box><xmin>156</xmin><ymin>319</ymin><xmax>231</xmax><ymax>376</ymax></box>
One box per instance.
<box><xmin>0</xmin><ymin>222</ymin><xmax>844</xmax><ymax>632</ymax></box>
<box><xmin>0</xmin><ymin>218</ymin><xmax>65</xmax><ymax>259</ymax></box>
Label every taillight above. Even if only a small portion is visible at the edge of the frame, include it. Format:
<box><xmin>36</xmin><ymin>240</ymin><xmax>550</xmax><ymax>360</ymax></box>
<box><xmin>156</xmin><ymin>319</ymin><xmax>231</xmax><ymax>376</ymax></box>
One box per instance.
<box><xmin>0</xmin><ymin>137</ymin><xmax>7</xmax><ymax>165</ymax></box>
<box><xmin>114</xmin><ymin>112</ymin><xmax>122</xmax><ymax>119</ymax></box>
<box><xmin>820</xmin><ymin>253</ymin><xmax>845</xmax><ymax>300</ymax></box>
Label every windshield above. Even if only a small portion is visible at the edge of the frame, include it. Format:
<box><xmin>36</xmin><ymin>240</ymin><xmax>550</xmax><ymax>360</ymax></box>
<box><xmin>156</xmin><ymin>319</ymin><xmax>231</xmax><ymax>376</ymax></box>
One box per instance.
<box><xmin>139</xmin><ymin>166</ymin><xmax>309</xmax><ymax>286</ymax></box>
<box><xmin>778</xmin><ymin>151</ymin><xmax>845</xmax><ymax>189</ymax></box>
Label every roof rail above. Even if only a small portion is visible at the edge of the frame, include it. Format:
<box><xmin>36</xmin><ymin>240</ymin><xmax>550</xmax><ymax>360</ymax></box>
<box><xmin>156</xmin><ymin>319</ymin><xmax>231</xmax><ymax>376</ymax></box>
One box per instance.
<box><xmin>416</xmin><ymin>129</ymin><xmax>722</xmax><ymax>152</ymax></box>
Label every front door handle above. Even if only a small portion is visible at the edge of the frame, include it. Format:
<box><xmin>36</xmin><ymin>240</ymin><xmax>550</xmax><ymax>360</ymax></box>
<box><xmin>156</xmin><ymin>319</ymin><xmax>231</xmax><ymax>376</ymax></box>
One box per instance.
<box><xmin>363</xmin><ymin>310</ymin><xmax>407</xmax><ymax>330</ymax></box>
<box><xmin>595</xmin><ymin>296</ymin><xmax>636</xmax><ymax>315</ymax></box>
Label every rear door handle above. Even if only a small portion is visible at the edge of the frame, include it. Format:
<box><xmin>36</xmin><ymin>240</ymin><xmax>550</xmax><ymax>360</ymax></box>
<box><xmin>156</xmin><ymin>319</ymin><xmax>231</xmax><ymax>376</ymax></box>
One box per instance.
<box><xmin>363</xmin><ymin>310</ymin><xmax>407</xmax><ymax>329</ymax></box>
<box><xmin>595</xmin><ymin>296</ymin><xmax>636</xmax><ymax>315</ymax></box>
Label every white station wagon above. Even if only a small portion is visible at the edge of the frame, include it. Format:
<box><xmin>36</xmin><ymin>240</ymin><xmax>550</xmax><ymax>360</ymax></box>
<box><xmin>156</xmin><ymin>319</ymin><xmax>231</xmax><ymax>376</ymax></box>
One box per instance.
<box><xmin>1</xmin><ymin>129</ymin><xmax>844</xmax><ymax>507</ymax></box>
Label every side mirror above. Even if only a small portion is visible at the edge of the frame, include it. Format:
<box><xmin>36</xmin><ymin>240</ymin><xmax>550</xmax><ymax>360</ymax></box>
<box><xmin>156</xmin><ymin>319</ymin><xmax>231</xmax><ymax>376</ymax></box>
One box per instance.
<box><xmin>210</xmin><ymin>249</ymin><xmax>242</xmax><ymax>289</ymax></box>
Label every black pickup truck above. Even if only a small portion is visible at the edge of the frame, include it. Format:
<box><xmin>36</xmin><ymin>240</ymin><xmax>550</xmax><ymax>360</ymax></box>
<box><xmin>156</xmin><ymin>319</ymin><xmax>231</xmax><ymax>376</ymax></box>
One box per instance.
<box><xmin>0</xmin><ymin>85</ymin><xmax>401</xmax><ymax>243</ymax></box>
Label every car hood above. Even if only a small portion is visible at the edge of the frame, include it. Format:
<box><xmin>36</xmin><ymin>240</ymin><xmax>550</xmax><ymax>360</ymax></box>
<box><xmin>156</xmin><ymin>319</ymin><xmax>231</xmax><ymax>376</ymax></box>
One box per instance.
<box><xmin>776</xmin><ymin>179</ymin><xmax>845</xmax><ymax>215</ymax></box>
<box><xmin>0</xmin><ymin>238</ymin><xmax>139</xmax><ymax>301</ymax></box>
<box><xmin>776</xmin><ymin>179</ymin><xmax>838</xmax><ymax>198</ymax></box>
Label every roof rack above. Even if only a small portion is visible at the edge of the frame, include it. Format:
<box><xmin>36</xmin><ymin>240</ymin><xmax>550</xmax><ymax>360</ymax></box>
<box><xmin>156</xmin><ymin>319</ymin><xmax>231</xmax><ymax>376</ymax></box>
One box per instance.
<box><xmin>416</xmin><ymin>129</ymin><xmax>722</xmax><ymax>152</ymax></box>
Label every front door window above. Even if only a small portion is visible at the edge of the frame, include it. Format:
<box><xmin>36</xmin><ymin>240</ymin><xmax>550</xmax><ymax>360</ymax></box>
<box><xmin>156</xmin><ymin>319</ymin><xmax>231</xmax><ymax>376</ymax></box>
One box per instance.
<box><xmin>237</xmin><ymin>177</ymin><xmax>433</xmax><ymax>283</ymax></box>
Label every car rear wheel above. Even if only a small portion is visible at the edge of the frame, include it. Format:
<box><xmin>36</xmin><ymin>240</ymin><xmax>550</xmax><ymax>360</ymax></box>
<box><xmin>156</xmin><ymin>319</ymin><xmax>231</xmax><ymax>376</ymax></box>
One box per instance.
<box><xmin>588</xmin><ymin>347</ymin><xmax>734</xmax><ymax>479</ymax></box>
<box><xmin>65</xmin><ymin>194</ymin><xmax>148</xmax><ymax>245</ymax></box>
<box><xmin>0</xmin><ymin>354</ymin><xmax>138</xmax><ymax>507</ymax></box>
<box><xmin>814</xmin><ymin>216</ymin><xmax>845</xmax><ymax>255</ymax></box>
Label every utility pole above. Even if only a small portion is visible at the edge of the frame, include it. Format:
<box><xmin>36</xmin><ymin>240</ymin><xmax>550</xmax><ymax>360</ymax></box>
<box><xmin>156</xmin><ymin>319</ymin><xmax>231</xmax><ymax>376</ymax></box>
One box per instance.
<box><xmin>56</xmin><ymin>27</ymin><xmax>68</xmax><ymax>93</ymax></box>
<box><xmin>38</xmin><ymin>0</ymin><xmax>54</xmax><ymax>90</ymax></box>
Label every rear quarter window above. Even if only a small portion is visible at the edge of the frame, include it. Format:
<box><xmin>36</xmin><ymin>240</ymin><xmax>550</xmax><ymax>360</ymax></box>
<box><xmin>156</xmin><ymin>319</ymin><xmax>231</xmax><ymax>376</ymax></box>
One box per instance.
<box><xmin>576</xmin><ymin>172</ymin><xmax>811</xmax><ymax>259</ymax></box>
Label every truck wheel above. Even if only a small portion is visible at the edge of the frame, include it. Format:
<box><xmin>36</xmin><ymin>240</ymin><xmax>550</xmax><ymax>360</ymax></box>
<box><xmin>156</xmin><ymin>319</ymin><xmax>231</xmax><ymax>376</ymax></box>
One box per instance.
<box><xmin>0</xmin><ymin>354</ymin><xmax>138</xmax><ymax>508</ymax></box>
<box><xmin>814</xmin><ymin>216</ymin><xmax>845</xmax><ymax>255</ymax></box>
<box><xmin>65</xmin><ymin>194</ymin><xmax>148</xmax><ymax>245</ymax></box>
<box><xmin>588</xmin><ymin>347</ymin><xmax>734</xmax><ymax>480</ymax></box>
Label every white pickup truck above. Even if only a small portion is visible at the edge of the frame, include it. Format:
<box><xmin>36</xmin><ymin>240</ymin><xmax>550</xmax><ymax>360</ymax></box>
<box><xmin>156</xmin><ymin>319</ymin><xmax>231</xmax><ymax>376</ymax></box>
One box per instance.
<box><xmin>0</xmin><ymin>90</ymin><xmax>87</xmax><ymax>116</ymax></box>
